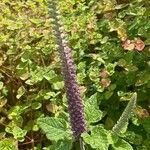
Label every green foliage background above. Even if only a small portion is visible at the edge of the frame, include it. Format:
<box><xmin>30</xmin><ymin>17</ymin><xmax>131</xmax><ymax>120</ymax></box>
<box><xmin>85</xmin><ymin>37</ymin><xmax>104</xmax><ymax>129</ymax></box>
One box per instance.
<box><xmin>0</xmin><ymin>0</ymin><xmax>150</xmax><ymax>149</ymax></box>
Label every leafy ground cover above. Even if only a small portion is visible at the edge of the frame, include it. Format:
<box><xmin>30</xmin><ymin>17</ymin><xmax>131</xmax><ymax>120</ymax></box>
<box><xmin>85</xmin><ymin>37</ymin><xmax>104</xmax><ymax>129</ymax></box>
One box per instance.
<box><xmin>0</xmin><ymin>0</ymin><xmax>150</xmax><ymax>149</ymax></box>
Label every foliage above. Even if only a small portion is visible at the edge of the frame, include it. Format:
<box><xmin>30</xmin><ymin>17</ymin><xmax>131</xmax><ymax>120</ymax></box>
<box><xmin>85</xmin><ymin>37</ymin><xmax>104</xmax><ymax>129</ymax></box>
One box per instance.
<box><xmin>112</xmin><ymin>92</ymin><xmax>137</xmax><ymax>134</ymax></box>
<box><xmin>37</xmin><ymin>117</ymin><xmax>71</xmax><ymax>141</ymax></box>
<box><xmin>0</xmin><ymin>0</ymin><xmax>150</xmax><ymax>149</ymax></box>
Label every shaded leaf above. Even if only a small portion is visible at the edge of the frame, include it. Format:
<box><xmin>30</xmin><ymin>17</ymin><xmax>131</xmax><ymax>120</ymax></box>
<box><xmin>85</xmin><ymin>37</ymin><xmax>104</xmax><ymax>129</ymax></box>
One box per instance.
<box><xmin>45</xmin><ymin>140</ymin><xmax>73</xmax><ymax>150</ymax></box>
<box><xmin>142</xmin><ymin>117</ymin><xmax>150</xmax><ymax>134</ymax></box>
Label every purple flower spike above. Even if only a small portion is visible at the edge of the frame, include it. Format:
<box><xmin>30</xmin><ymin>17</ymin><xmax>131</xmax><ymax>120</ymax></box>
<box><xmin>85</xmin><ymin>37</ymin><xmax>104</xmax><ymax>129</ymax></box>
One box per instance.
<box><xmin>48</xmin><ymin>1</ymin><xmax>86</xmax><ymax>139</ymax></box>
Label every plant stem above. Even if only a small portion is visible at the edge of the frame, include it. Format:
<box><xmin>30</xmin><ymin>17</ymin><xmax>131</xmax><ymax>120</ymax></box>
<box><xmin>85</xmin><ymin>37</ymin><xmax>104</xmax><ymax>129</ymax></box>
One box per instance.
<box><xmin>79</xmin><ymin>137</ymin><xmax>85</xmax><ymax>150</ymax></box>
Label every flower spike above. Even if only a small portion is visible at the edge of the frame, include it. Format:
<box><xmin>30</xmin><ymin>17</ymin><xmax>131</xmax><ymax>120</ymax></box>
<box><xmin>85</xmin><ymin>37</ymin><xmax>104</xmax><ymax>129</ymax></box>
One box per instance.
<box><xmin>48</xmin><ymin>0</ymin><xmax>86</xmax><ymax>139</ymax></box>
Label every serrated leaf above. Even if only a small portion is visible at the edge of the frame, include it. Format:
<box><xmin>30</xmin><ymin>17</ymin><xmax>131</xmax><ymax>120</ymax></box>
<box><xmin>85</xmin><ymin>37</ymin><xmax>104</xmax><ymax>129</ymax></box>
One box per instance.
<box><xmin>12</xmin><ymin>126</ymin><xmax>27</xmax><ymax>142</ymax></box>
<box><xmin>82</xmin><ymin>126</ymin><xmax>112</xmax><ymax>150</ymax></box>
<box><xmin>85</xmin><ymin>93</ymin><xmax>103</xmax><ymax>123</ymax></box>
<box><xmin>112</xmin><ymin>93</ymin><xmax>137</xmax><ymax>134</ymax></box>
<box><xmin>55</xmin><ymin>140</ymin><xmax>72</xmax><ymax>150</ymax></box>
<box><xmin>46</xmin><ymin>140</ymin><xmax>73</xmax><ymax>150</ymax></box>
<box><xmin>123</xmin><ymin>131</ymin><xmax>142</xmax><ymax>145</ymax></box>
<box><xmin>5</xmin><ymin>123</ymin><xmax>27</xmax><ymax>142</ymax></box>
<box><xmin>37</xmin><ymin>117</ymin><xmax>71</xmax><ymax>141</ymax></box>
<box><xmin>112</xmin><ymin>139</ymin><xmax>133</xmax><ymax>150</ymax></box>
<box><xmin>0</xmin><ymin>139</ymin><xmax>18</xmax><ymax>150</ymax></box>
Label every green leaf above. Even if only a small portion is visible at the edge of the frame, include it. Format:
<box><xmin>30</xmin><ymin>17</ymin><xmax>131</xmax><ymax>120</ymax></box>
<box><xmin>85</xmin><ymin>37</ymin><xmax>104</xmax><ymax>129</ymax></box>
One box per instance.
<box><xmin>123</xmin><ymin>131</ymin><xmax>142</xmax><ymax>145</ymax></box>
<box><xmin>105</xmin><ymin>63</ymin><xmax>117</xmax><ymax>76</ymax></box>
<box><xmin>85</xmin><ymin>93</ymin><xmax>103</xmax><ymax>123</ymax></box>
<box><xmin>135</xmin><ymin>71</ymin><xmax>150</xmax><ymax>86</ymax></box>
<box><xmin>112</xmin><ymin>93</ymin><xmax>137</xmax><ymax>134</ymax></box>
<box><xmin>12</xmin><ymin>126</ymin><xmax>27</xmax><ymax>142</ymax></box>
<box><xmin>52</xmin><ymin>81</ymin><xmax>64</xmax><ymax>90</ymax></box>
<box><xmin>8</xmin><ymin>105</ymin><xmax>30</xmax><ymax>120</ymax></box>
<box><xmin>5</xmin><ymin>123</ymin><xmax>27</xmax><ymax>142</ymax></box>
<box><xmin>43</xmin><ymin>70</ymin><xmax>57</xmax><ymax>81</ymax></box>
<box><xmin>88</xmin><ymin>66</ymin><xmax>100</xmax><ymax>82</ymax></box>
<box><xmin>31</xmin><ymin>102</ymin><xmax>42</xmax><ymax>110</ymax></box>
<box><xmin>109</xmin><ymin>18</ymin><xmax>127</xmax><ymax>40</ymax></box>
<box><xmin>44</xmin><ymin>91</ymin><xmax>60</xmax><ymax>100</ymax></box>
<box><xmin>0</xmin><ymin>139</ymin><xmax>18</xmax><ymax>150</ymax></box>
<box><xmin>0</xmin><ymin>132</ymin><xmax>5</xmax><ymax>140</ymax></box>
<box><xmin>29</xmin><ymin>18</ymin><xmax>43</xmax><ymax>25</ymax></box>
<box><xmin>0</xmin><ymin>96</ymin><xmax>7</xmax><ymax>108</ymax></box>
<box><xmin>0</xmin><ymin>81</ymin><xmax>4</xmax><ymax>90</ymax></box>
<box><xmin>112</xmin><ymin>139</ymin><xmax>133</xmax><ymax>150</ymax></box>
<box><xmin>82</xmin><ymin>125</ymin><xmax>112</xmax><ymax>150</ymax></box>
<box><xmin>32</xmin><ymin>124</ymin><xmax>39</xmax><ymax>132</ymax></box>
<box><xmin>142</xmin><ymin>117</ymin><xmax>150</xmax><ymax>134</ymax></box>
<box><xmin>45</xmin><ymin>140</ymin><xmax>73</xmax><ymax>150</ymax></box>
<box><xmin>77</xmin><ymin>72</ymin><xmax>86</xmax><ymax>83</ymax></box>
<box><xmin>16</xmin><ymin>86</ymin><xmax>26</xmax><ymax>99</ymax></box>
<box><xmin>25</xmin><ymin>69</ymin><xmax>45</xmax><ymax>85</ymax></box>
<box><xmin>37</xmin><ymin>117</ymin><xmax>71</xmax><ymax>141</ymax></box>
<box><xmin>55</xmin><ymin>140</ymin><xmax>73</xmax><ymax>150</ymax></box>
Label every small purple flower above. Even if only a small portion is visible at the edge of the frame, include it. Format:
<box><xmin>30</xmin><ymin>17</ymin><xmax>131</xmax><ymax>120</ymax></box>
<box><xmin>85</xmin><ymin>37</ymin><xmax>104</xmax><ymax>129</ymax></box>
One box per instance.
<box><xmin>48</xmin><ymin>1</ymin><xmax>86</xmax><ymax>139</ymax></box>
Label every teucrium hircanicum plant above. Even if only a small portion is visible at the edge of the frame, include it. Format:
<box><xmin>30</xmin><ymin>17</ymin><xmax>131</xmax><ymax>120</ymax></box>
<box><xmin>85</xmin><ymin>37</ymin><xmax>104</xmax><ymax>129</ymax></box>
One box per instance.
<box><xmin>112</xmin><ymin>92</ymin><xmax>137</xmax><ymax>134</ymax></box>
<box><xmin>48</xmin><ymin>0</ymin><xmax>86</xmax><ymax>139</ymax></box>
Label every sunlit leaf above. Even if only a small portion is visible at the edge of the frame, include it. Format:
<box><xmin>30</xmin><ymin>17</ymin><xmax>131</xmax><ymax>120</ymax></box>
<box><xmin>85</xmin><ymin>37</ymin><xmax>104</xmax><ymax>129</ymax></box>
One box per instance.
<box><xmin>82</xmin><ymin>125</ymin><xmax>113</xmax><ymax>150</ymax></box>
<box><xmin>37</xmin><ymin>117</ymin><xmax>71</xmax><ymax>141</ymax></box>
<box><xmin>85</xmin><ymin>93</ymin><xmax>103</xmax><ymax>123</ymax></box>
<box><xmin>16</xmin><ymin>86</ymin><xmax>26</xmax><ymax>99</ymax></box>
<box><xmin>0</xmin><ymin>139</ymin><xmax>18</xmax><ymax>150</ymax></box>
<box><xmin>112</xmin><ymin>139</ymin><xmax>133</xmax><ymax>150</ymax></box>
